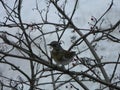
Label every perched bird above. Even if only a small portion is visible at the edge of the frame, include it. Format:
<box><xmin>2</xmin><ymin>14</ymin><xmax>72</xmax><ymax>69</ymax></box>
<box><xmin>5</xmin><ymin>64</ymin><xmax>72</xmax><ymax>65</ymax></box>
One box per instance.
<box><xmin>48</xmin><ymin>41</ymin><xmax>75</xmax><ymax>65</ymax></box>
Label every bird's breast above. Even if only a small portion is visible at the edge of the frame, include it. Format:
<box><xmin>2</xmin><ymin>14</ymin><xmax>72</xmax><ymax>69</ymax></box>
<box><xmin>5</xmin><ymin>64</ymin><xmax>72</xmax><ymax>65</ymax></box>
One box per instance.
<box><xmin>51</xmin><ymin>51</ymin><xmax>62</xmax><ymax>61</ymax></box>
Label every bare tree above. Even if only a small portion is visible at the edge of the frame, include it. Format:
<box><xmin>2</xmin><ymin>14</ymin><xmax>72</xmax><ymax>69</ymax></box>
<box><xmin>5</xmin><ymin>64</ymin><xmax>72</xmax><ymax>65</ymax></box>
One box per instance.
<box><xmin>0</xmin><ymin>0</ymin><xmax>120</xmax><ymax>90</ymax></box>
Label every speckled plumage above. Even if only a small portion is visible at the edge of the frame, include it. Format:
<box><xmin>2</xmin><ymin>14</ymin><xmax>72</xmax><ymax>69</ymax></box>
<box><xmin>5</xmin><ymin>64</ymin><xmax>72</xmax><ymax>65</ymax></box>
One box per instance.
<box><xmin>48</xmin><ymin>41</ymin><xmax>75</xmax><ymax>65</ymax></box>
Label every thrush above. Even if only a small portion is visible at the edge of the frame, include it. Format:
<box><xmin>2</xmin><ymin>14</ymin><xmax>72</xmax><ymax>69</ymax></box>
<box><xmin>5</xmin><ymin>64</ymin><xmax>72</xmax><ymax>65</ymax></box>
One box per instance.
<box><xmin>48</xmin><ymin>41</ymin><xmax>75</xmax><ymax>65</ymax></box>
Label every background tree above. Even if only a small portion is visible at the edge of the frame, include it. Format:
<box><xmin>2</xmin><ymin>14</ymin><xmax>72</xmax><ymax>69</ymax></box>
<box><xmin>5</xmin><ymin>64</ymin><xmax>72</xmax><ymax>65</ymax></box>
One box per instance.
<box><xmin>0</xmin><ymin>0</ymin><xmax>120</xmax><ymax>90</ymax></box>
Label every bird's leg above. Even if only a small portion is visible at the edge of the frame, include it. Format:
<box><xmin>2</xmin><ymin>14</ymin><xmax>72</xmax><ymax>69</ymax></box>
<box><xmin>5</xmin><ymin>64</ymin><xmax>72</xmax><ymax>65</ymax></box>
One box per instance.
<box><xmin>61</xmin><ymin>65</ymin><xmax>66</xmax><ymax>70</ymax></box>
<box><xmin>67</xmin><ymin>64</ymin><xmax>70</xmax><ymax>71</ymax></box>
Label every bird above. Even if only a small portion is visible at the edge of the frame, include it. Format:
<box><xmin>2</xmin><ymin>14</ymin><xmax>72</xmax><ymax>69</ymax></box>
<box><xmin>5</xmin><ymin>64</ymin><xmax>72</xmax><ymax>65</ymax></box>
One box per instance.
<box><xmin>48</xmin><ymin>41</ymin><xmax>76</xmax><ymax>65</ymax></box>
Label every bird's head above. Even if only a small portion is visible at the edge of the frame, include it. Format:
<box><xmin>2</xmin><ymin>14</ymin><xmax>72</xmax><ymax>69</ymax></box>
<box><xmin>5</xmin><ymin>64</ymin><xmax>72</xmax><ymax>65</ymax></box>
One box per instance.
<box><xmin>48</xmin><ymin>41</ymin><xmax>62</xmax><ymax>50</ymax></box>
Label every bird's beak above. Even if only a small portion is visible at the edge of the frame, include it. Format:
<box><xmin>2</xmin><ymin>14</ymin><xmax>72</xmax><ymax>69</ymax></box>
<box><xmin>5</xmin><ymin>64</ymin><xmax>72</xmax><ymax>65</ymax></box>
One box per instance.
<box><xmin>47</xmin><ymin>44</ymin><xmax>53</xmax><ymax>49</ymax></box>
<box><xmin>47</xmin><ymin>44</ymin><xmax>51</xmax><ymax>46</ymax></box>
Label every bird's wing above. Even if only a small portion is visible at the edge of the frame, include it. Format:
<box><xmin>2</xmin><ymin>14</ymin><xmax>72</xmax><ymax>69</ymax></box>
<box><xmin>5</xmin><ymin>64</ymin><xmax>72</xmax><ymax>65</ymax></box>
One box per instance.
<box><xmin>63</xmin><ymin>50</ymin><xmax>75</xmax><ymax>59</ymax></box>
